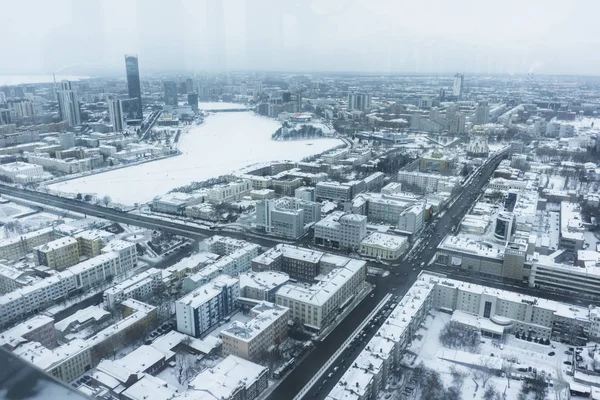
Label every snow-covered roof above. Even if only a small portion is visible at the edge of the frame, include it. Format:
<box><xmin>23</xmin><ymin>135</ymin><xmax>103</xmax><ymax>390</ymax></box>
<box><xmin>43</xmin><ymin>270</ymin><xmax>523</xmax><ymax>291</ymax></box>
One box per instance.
<box><xmin>239</xmin><ymin>271</ymin><xmax>290</xmax><ymax>291</ymax></box>
<box><xmin>177</xmin><ymin>275</ymin><xmax>238</xmax><ymax>309</ymax></box>
<box><xmin>221</xmin><ymin>302</ymin><xmax>288</xmax><ymax>342</ymax></box>
<box><xmin>0</xmin><ymin>315</ymin><xmax>54</xmax><ymax>348</ymax></box>
<box><xmin>54</xmin><ymin>305</ymin><xmax>110</xmax><ymax>334</ymax></box>
<box><xmin>189</xmin><ymin>355</ymin><xmax>267</xmax><ymax>398</ymax></box>
<box><xmin>360</xmin><ymin>232</ymin><xmax>407</xmax><ymax>250</ymax></box>
<box><xmin>276</xmin><ymin>259</ymin><xmax>365</xmax><ymax>306</ymax></box>
<box><xmin>121</xmin><ymin>375</ymin><xmax>177</xmax><ymax>400</ymax></box>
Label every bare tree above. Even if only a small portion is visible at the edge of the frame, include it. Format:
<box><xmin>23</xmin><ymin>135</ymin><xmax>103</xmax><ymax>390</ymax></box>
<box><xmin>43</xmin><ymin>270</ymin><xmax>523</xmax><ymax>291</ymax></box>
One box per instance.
<box><xmin>102</xmin><ymin>195</ymin><xmax>112</xmax><ymax>206</ymax></box>
<box><xmin>450</xmin><ymin>365</ymin><xmax>466</xmax><ymax>391</ymax></box>
<box><xmin>176</xmin><ymin>353</ymin><xmax>202</xmax><ymax>385</ymax></box>
<box><xmin>472</xmin><ymin>356</ymin><xmax>497</xmax><ymax>388</ymax></box>
<box><xmin>502</xmin><ymin>360</ymin><xmax>515</xmax><ymax>388</ymax></box>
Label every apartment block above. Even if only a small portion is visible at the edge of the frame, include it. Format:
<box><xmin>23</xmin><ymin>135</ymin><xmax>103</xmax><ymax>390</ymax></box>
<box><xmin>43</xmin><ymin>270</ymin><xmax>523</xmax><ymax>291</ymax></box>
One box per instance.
<box><xmin>275</xmin><ymin>259</ymin><xmax>366</xmax><ymax>331</ymax></box>
<box><xmin>73</xmin><ymin>230</ymin><xmax>112</xmax><ymax>258</ymax></box>
<box><xmin>34</xmin><ymin>236</ymin><xmax>80</xmax><ymax>270</ymax></box>
<box><xmin>176</xmin><ymin>275</ymin><xmax>240</xmax><ymax>338</ymax></box>
<box><xmin>252</xmin><ymin>244</ymin><xmax>323</xmax><ymax>282</ymax></box>
<box><xmin>103</xmin><ymin>268</ymin><xmax>162</xmax><ymax>309</ymax></box>
<box><xmin>315</xmin><ymin>181</ymin><xmax>354</xmax><ymax>202</ymax></box>
<box><xmin>101</xmin><ymin>239</ymin><xmax>137</xmax><ymax>272</ymax></box>
<box><xmin>397</xmin><ymin>203</ymin><xmax>425</xmax><ymax>233</ymax></box>
<box><xmin>240</xmin><ymin>271</ymin><xmax>290</xmax><ymax>302</ymax></box>
<box><xmin>0</xmin><ymin>315</ymin><xmax>57</xmax><ymax>350</ymax></box>
<box><xmin>314</xmin><ymin>211</ymin><xmax>367</xmax><ymax>250</ymax></box>
<box><xmin>0</xmin><ymin>227</ymin><xmax>55</xmax><ymax>261</ymax></box>
<box><xmin>221</xmin><ymin>301</ymin><xmax>289</xmax><ymax>362</ymax></box>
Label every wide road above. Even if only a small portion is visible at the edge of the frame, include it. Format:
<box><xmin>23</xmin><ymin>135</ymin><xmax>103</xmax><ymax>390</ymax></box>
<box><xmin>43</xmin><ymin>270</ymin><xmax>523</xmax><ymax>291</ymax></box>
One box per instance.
<box><xmin>270</xmin><ymin>149</ymin><xmax>510</xmax><ymax>399</ymax></box>
<box><xmin>0</xmin><ymin>185</ymin><xmax>282</xmax><ymax>249</ymax></box>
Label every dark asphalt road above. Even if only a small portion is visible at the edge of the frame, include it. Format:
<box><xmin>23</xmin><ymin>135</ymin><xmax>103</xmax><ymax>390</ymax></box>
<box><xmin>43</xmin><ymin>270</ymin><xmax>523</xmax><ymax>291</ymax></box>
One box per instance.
<box><xmin>0</xmin><ymin>185</ymin><xmax>281</xmax><ymax>249</ymax></box>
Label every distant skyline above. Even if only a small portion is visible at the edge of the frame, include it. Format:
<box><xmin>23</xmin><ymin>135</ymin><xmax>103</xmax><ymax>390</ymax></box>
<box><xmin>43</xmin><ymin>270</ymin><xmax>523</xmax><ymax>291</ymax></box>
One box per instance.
<box><xmin>2</xmin><ymin>0</ymin><xmax>600</xmax><ymax>77</ymax></box>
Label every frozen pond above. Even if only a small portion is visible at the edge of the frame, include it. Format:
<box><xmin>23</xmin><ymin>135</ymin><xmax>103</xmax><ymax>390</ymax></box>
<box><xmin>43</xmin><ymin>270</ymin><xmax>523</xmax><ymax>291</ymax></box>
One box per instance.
<box><xmin>48</xmin><ymin>111</ymin><xmax>342</xmax><ymax>205</ymax></box>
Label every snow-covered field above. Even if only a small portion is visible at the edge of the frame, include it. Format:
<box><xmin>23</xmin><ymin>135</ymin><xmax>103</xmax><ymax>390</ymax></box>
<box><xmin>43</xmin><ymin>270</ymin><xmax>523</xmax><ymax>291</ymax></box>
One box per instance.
<box><xmin>48</xmin><ymin>111</ymin><xmax>343</xmax><ymax>205</ymax></box>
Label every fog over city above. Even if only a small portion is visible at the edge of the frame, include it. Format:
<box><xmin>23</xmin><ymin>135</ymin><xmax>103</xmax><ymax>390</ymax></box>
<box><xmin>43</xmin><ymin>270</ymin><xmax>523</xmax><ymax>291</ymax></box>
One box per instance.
<box><xmin>2</xmin><ymin>0</ymin><xmax>600</xmax><ymax>76</ymax></box>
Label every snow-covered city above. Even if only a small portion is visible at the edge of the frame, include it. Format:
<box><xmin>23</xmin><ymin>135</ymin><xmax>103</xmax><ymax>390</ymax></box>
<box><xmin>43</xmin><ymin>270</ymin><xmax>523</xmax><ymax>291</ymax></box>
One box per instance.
<box><xmin>3</xmin><ymin>3</ymin><xmax>600</xmax><ymax>400</ymax></box>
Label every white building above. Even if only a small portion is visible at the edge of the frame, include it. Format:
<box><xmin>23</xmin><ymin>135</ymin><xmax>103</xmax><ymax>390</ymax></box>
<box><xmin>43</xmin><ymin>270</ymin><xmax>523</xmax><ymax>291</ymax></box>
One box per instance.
<box><xmin>452</xmin><ymin>73</ymin><xmax>464</xmax><ymax>97</ymax></box>
<box><xmin>314</xmin><ymin>211</ymin><xmax>367</xmax><ymax>250</ymax></box>
<box><xmin>207</xmin><ymin>180</ymin><xmax>251</xmax><ymax>203</ymax></box>
<box><xmin>396</xmin><ymin>170</ymin><xmax>459</xmax><ymax>193</ymax></box>
<box><xmin>397</xmin><ymin>203</ymin><xmax>425</xmax><ymax>233</ymax></box>
<box><xmin>0</xmin><ymin>162</ymin><xmax>48</xmax><ymax>184</ymax></box>
<box><xmin>239</xmin><ymin>271</ymin><xmax>290</xmax><ymax>302</ymax></box>
<box><xmin>27</xmin><ymin>153</ymin><xmax>91</xmax><ymax>174</ymax></box>
<box><xmin>275</xmin><ymin>259</ymin><xmax>366</xmax><ymax>331</ymax></box>
<box><xmin>359</xmin><ymin>233</ymin><xmax>409</xmax><ymax>260</ymax></box>
<box><xmin>176</xmin><ymin>275</ymin><xmax>240</xmax><ymax>338</ymax></box>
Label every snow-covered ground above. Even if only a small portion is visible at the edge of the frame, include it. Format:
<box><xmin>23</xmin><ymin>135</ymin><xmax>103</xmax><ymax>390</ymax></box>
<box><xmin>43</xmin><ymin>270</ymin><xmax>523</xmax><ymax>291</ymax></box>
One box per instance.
<box><xmin>408</xmin><ymin>311</ymin><xmax>568</xmax><ymax>400</ymax></box>
<box><xmin>199</xmin><ymin>102</ymin><xmax>247</xmax><ymax>110</ymax></box>
<box><xmin>48</xmin><ymin>111</ymin><xmax>343</xmax><ymax>205</ymax></box>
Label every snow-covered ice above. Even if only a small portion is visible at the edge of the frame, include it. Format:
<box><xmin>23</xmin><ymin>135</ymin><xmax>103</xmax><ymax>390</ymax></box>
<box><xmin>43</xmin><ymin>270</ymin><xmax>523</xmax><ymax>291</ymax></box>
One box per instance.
<box><xmin>199</xmin><ymin>102</ymin><xmax>247</xmax><ymax>110</ymax></box>
<box><xmin>48</xmin><ymin>111</ymin><xmax>343</xmax><ymax>205</ymax></box>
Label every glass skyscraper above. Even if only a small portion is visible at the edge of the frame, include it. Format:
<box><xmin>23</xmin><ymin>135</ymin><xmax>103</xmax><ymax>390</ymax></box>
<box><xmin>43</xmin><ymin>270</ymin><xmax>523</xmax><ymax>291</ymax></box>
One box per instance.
<box><xmin>124</xmin><ymin>54</ymin><xmax>143</xmax><ymax>120</ymax></box>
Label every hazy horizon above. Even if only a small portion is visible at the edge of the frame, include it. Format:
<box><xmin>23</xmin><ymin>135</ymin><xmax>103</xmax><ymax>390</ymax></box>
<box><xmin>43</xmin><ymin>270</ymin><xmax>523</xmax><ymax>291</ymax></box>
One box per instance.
<box><xmin>2</xmin><ymin>0</ymin><xmax>599</xmax><ymax>77</ymax></box>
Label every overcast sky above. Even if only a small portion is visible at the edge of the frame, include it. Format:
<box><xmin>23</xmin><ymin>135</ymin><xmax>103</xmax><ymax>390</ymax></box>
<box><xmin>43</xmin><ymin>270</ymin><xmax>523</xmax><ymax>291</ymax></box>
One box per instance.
<box><xmin>1</xmin><ymin>0</ymin><xmax>598</xmax><ymax>77</ymax></box>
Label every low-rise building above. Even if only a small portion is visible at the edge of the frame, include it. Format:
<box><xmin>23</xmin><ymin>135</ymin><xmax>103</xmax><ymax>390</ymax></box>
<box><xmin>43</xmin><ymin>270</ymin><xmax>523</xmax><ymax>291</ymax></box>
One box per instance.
<box><xmin>221</xmin><ymin>301</ymin><xmax>289</xmax><ymax>362</ymax></box>
<box><xmin>275</xmin><ymin>259</ymin><xmax>366</xmax><ymax>331</ymax></box>
<box><xmin>359</xmin><ymin>233</ymin><xmax>409</xmax><ymax>260</ymax></box>
<box><xmin>0</xmin><ymin>315</ymin><xmax>57</xmax><ymax>350</ymax></box>
<box><xmin>207</xmin><ymin>180</ymin><xmax>251</xmax><ymax>203</ymax></box>
<box><xmin>188</xmin><ymin>355</ymin><xmax>269</xmax><ymax>400</ymax></box>
<box><xmin>0</xmin><ymin>161</ymin><xmax>48</xmax><ymax>183</ymax></box>
<box><xmin>54</xmin><ymin>305</ymin><xmax>111</xmax><ymax>342</ymax></box>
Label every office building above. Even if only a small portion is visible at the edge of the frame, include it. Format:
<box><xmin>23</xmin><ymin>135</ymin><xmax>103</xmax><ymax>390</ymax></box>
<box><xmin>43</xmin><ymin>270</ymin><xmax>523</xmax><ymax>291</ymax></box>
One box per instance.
<box><xmin>452</xmin><ymin>73</ymin><xmax>464</xmax><ymax>97</ymax></box>
<box><xmin>397</xmin><ymin>203</ymin><xmax>425</xmax><ymax>233</ymax></box>
<box><xmin>494</xmin><ymin>212</ymin><xmax>514</xmax><ymax>241</ymax></box>
<box><xmin>0</xmin><ymin>109</ymin><xmax>11</xmax><ymax>125</ymax></box>
<box><xmin>34</xmin><ymin>236</ymin><xmax>80</xmax><ymax>270</ymax></box>
<box><xmin>207</xmin><ymin>180</ymin><xmax>251</xmax><ymax>203</ymax></box>
<box><xmin>221</xmin><ymin>301</ymin><xmax>289</xmax><ymax>362</ymax></box>
<box><xmin>295</xmin><ymin>186</ymin><xmax>315</xmax><ymax>202</ymax></box>
<box><xmin>559</xmin><ymin>202</ymin><xmax>584</xmax><ymax>252</ymax></box>
<box><xmin>108</xmin><ymin>99</ymin><xmax>125</xmax><ymax>132</ymax></box>
<box><xmin>275</xmin><ymin>259</ymin><xmax>366</xmax><ymax>331</ymax></box>
<box><xmin>449</xmin><ymin>113</ymin><xmax>466</xmax><ymax>134</ymax></box>
<box><xmin>474</xmin><ymin>100</ymin><xmax>489</xmax><ymax>125</ymax></box>
<box><xmin>188</xmin><ymin>92</ymin><xmax>199</xmax><ymax>112</ymax></box>
<box><xmin>397</xmin><ymin>171</ymin><xmax>459</xmax><ymax>193</ymax></box>
<box><xmin>57</xmin><ymin>81</ymin><xmax>81</xmax><ymax>127</ymax></box>
<box><xmin>419</xmin><ymin>151</ymin><xmax>455</xmax><ymax>173</ymax></box>
<box><xmin>163</xmin><ymin>81</ymin><xmax>178</xmax><ymax>106</ymax></box>
<box><xmin>348</xmin><ymin>92</ymin><xmax>371</xmax><ymax>111</ymax></box>
<box><xmin>175</xmin><ymin>275</ymin><xmax>240</xmax><ymax>338</ymax></box>
<box><xmin>316</xmin><ymin>181</ymin><xmax>355</xmax><ymax>202</ymax></box>
<box><xmin>255</xmin><ymin>197</ymin><xmax>321</xmax><ymax>239</ymax></box>
<box><xmin>314</xmin><ymin>211</ymin><xmax>367</xmax><ymax>250</ymax></box>
<box><xmin>124</xmin><ymin>54</ymin><xmax>143</xmax><ymax>120</ymax></box>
